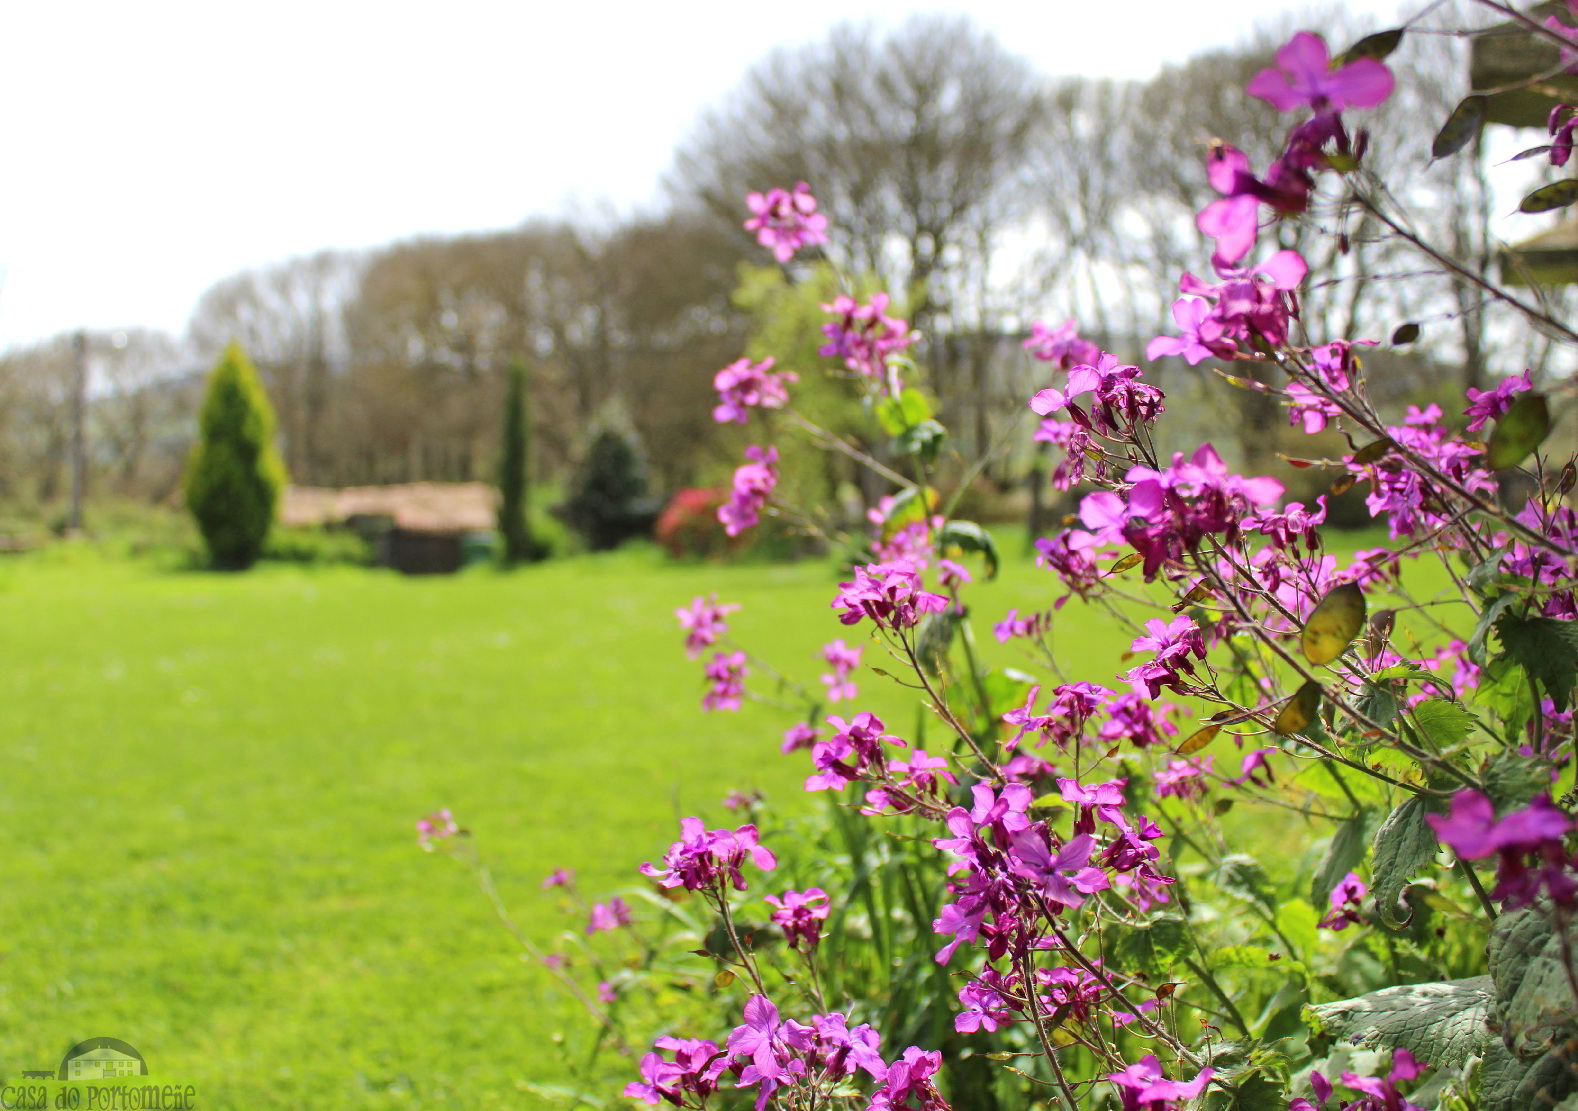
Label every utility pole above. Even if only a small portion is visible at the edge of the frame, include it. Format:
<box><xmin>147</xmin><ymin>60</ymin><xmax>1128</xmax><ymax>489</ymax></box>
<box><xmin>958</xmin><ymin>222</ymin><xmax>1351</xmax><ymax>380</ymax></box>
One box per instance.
<box><xmin>69</xmin><ymin>329</ymin><xmax>86</xmax><ymax>532</ymax></box>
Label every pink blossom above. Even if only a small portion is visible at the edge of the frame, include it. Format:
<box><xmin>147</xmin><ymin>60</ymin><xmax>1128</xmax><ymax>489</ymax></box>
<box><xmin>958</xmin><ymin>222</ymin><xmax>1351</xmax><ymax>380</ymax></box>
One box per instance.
<box><xmin>744</xmin><ymin>181</ymin><xmax>829</xmax><ymax>262</ymax></box>
<box><xmin>1246</xmin><ymin>31</ymin><xmax>1394</xmax><ymax>113</ymax></box>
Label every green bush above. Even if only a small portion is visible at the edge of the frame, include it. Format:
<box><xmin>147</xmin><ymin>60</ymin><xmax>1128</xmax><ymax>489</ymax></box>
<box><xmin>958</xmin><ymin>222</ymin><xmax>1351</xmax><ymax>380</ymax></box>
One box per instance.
<box><xmin>262</xmin><ymin>526</ymin><xmax>372</xmax><ymax>566</ymax></box>
<box><xmin>184</xmin><ymin>343</ymin><xmax>287</xmax><ymax>570</ymax></box>
<box><xmin>563</xmin><ymin>425</ymin><xmax>653</xmax><ymax>551</ymax></box>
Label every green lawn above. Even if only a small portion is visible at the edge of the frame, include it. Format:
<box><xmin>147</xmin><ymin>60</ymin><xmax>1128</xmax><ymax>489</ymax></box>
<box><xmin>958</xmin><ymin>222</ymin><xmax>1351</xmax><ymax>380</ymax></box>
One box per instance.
<box><xmin>0</xmin><ymin>527</ymin><xmax>1423</xmax><ymax>1109</ymax></box>
<box><xmin>0</xmin><ymin>538</ymin><xmax>1151</xmax><ymax>1110</ymax></box>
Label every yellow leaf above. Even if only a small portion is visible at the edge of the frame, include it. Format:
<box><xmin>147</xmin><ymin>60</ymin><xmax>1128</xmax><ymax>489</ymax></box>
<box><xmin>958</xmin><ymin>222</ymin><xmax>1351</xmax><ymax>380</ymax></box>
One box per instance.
<box><xmin>1301</xmin><ymin>583</ymin><xmax>1366</xmax><ymax>665</ymax></box>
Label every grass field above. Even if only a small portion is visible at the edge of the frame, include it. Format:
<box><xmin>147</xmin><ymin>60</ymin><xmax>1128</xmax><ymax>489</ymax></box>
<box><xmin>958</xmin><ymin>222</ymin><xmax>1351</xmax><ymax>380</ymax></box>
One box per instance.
<box><xmin>0</xmin><ymin>526</ymin><xmax>1428</xmax><ymax>1109</ymax></box>
<box><xmin>0</xmin><ymin>535</ymin><xmax>1162</xmax><ymax>1110</ymax></box>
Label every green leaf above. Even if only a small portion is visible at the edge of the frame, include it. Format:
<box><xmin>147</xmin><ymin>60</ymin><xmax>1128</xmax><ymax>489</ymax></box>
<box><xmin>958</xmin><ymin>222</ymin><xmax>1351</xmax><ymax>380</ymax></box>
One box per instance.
<box><xmin>893</xmin><ymin>418</ymin><xmax>945</xmax><ymax>462</ymax></box>
<box><xmin>1215</xmin><ymin>854</ymin><xmax>1276</xmax><ymax>913</ymax></box>
<box><xmin>1370</xmin><ymin>796</ymin><xmax>1444</xmax><ymax>928</ymax></box>
<box><xmin>913</xmin><ymin>611</ymin><xmax>957</xmax><ymax>677</ymax></box>
<box><xmin>980</xmin><ymin>668</ymin><xmax>1035</xmax><ymax>719</ymax></box>
<box><xmin>1276</xmin><ymin>898</ymin><xmax>1320</xmax><ymax>958</ymax></box>
<box><xmin>1484</xmin><ymin>750</ymin><xmax>1554</xmax><ymax>812</ymax></box>
<box><xmin>1468</xmin><ymin>593</ymin><xmax>1520</xmax><ymax>667</ymax></box>
<box><xmin>1495</xmin><ymin>612</ymin><xmax>1578</xmax><ymax>712</ymax></box>
<box><xmin>1412</xmin><ymin>698</ymin><xmax>1479</xmax><ymax>747</ymax></box>
<box><xmin>1312</xmin><ymin>812</ymin><xmax>1371</xmax><ymax>909</ymax></box>
<box><xmin>1108</xmin><ymin>911</ymin><xmax>1189</xmax><ymax>974</ymax></box>
<box><xmin>938</xmin><ymin>520</ymin><xmax>999</xmax><ymax>580</ymax></box>
<box><xmin>880</xmin><ymin>485</ymin><xmax>938</xmax><ymax>538</ymax></box>
<box><xmin>874</xmin><ymin>388</ymin><xmax>934</xmax><ymax>436</ymax></box>
<box><xmin>1489</xmin><ymin>903</ymin><xmax>1578</xmax><ymax>1052</ymax></box>
<box><xmin>1308</xmin><ymin>976</ymin><xmax>1494</xmax><ymax>1068</ymax></box>
<box><xmin>1204</xmin><ymin>1073</ymin><xmax>1284</xmax><ymax>1111</ymax></box>
<box><xmin>1486</xmin><ymin>393</ymin><xmax>1551</xmax><ymax>470</ymax></box>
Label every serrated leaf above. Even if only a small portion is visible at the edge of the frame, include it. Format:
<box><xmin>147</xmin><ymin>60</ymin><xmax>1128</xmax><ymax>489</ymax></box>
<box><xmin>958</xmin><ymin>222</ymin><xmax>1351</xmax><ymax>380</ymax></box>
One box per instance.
<box><xmin>1109</xmin><ymin>911</ymin><xmax>1189</xmax><ymax>973</ymax></box>
<box><xmin>1303</xmin><ymin>583</ymin><xmax>1367</xmax><ymax>665</ymax></box>
<box><xmin>1490</xmin><ymin>903</ymin><xmax>1578</xmax><ymax>1050</ymax></box>
<box><xmin>1308</xmin><ymin>976</ymin><xmax>1494</xmax><ymax>1067</ymax></box>
<box><xmin>1175</xmin><ymin>723</ymin><xmax>1219</xmax><ymax>756</ymax></box>
<box><xmin>1519</xmin><ymin>180</ymin><xmax>1578</xmax><ymax>214</ymax></box>
<box><xmin>1469</xmin><ymin>594</ymin><xmax>1520</xmax><ymax>667</ymax></box>
<box><xmin>1204</xmin><ymin>1073</ymin><xmax>1285</xmax><ymax>1111</ymax></box>
<box><xmin>1484</xmin><ymin>750</ymin><xmax>1555</xmax><ymax>812</ymax></box>
<box><xmin>1432</xmin><ymin>95</ymin><xmax>1488</xmax><ymax>159</ymax></box>
<box><xmin>1275</xmin><ymin>680</ymin><xmax>1323</xmax><ymax>735</ymax></box>
<box><xmin>1313</xmin><ymin>812</ymin><xmax>1371</xmax><ymax>909</ymax></box>
<box><xmin>1370</xmin><ymin>796</ymin><xmax>1444</xmax><ymax>928</ymax></box>
<box><xmin>938</xmin><ymin>520</ymin><xmax>999</xmax><ymax>580</ymax></box>
<box><xmin>1486</xmin><ymin>393</ymin><xmax>1550</xmax><ymax>470</ymax></box>
<box><xmin>1496</xmin><ymin>611</ymin><xmax>1578</xmax><ymax>711</ymax></box>
<box><xmin>1215</xmin><ymin>854</ymin><xmax>1276</xmax><ymax>912</ymax></box>
<box><xmin>1411</xmin><ymin>698</ymin><xmax>1479</xmax><ymax>747</ymax></box>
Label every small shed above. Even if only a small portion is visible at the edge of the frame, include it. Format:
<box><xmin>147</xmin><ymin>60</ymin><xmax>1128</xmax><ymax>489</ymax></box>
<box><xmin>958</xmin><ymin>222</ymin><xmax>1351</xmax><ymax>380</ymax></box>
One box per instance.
<box><xmin>281</xmin><ymin>483</ymin><xmax>497</xmax><ymax>574</ymax></box>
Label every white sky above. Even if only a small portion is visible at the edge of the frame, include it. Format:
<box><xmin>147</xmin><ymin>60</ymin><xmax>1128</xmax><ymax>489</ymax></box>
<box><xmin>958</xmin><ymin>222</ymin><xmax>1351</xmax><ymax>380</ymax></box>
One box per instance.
<box><xmin>0</xmin><ymin>0</ymin><xmax>1409</xmax><ymax>352</ymax></box>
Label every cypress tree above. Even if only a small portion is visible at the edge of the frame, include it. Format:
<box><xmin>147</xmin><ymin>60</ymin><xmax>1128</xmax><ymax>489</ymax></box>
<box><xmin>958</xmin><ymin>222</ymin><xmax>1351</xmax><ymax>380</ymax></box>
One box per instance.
<box><xmin>497</xmin><ymin>360</ymin><xmax>539</xmax><ymax>564</ymax></box>
<box><xmin>184</xmin><ymin>342</ymin><xmax>287</xmax><ymax>570</ymax></box>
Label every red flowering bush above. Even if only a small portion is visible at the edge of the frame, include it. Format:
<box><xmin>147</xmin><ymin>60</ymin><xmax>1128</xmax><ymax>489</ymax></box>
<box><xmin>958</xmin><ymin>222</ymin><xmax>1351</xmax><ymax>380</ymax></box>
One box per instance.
<box><xmin>657</xmin><ymin>486</ymin><xmax>737</xmax><ymax>560</ymax></box>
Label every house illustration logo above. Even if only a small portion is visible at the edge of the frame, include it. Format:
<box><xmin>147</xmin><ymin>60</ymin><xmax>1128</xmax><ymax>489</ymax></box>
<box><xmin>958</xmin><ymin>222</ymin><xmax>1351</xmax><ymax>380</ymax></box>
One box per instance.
<box><xmin>57</xmin><ymin>1037</ymin><xmax>147</xmax><ymax>1081</ymax></box>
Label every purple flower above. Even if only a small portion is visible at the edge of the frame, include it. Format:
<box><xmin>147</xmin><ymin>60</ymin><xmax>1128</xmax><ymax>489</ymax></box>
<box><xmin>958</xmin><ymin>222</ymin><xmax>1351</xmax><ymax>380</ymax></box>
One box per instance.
<box><xmin>719</xmin><ymin>445</ymin><xmax>778</xmax><ymax>537</ymax></box>
<box><xmin>712</xmin><ymin>357</ymin><xmax>797</xmax><ymax>424</ymax></box>
<box><xmin>1008</xmin><ymin>829</ymin><xmax>1110</xmax><ymax>907</ymax></box>
<box><xmin>869</xmin><ymin>1046</ymin><xmax>946</xmax><ymax>1111</ymax></box>
<box><xmin>832</xmin><ymin>558</ymin><xmax>948</xmax><ymax>632</ymax></box>
<box><xmin>1320</xmin><ymin>871</ymin><xmax>1366</xmax><ymax>931</ymax></box>
<box><xmin>765</xmin><ymin>888</ymin><xmax>830</xmax><ymax>951</ymax></box>
<box><xmin>1025</xmin><ymin>318</ymin><xmax>1102</xmax><ymax>370</ymax></box>
<box><xmin>587</xmin><ymin>896</ymin><xmax>632</xmax><ymax>934</ymax></box>
<box><xmin>1427</xmin><ymin>790</ymin><xmax>1576</xmax><ymax>908</ymax></box>
<box><xmin>541</xmin><ymin>868</ymin><xmax>575</xmax><ymax>889</ymax></box>
<box><xmin>1155</xmin><ymin>756</ymin><xmax>1212</xmax><ymax>802</ymax></box>
<box><xmin>821</xmin><ymin>638</ymin><xmax>862</xmax><ymax>702</ymax></box>
<box><xmin>819</xmin><ymin>292</ymin><xmax>916</xmax><ymax>386</ymax></box>
<box><xmin>1246</xmin><ymin>31</ymin><xmax>1394</xmax><ymax>113</ymax></box>
<box><xmin>1107</xmin><ymin>1056</ymin><xmax>1215</xmax><ymax>1111</ymax></box>
<box><xmin>676</xmin><ymin>594</ymin><xmax>739</xmax><ymax>659</ymax></box>
<box><xmin>744</xmin><ymin>182</ymin><xmax>829</xmax><ymax>262</ymax></box>
<box><xmin>1463</xmin><ymin>370</ymin><xmax>1532</xmax><ymax>435</ymax></box>
<box><xmin>727</xmin><ymin>994</ymin><xmax>814</xmax><ymax>1109</ymax></box>
<box><xmin>624</xmin><ymin>1036</ymin><xmax>724</xmax><ymax>1106</ymax></box>
<box><xmin>416</xmin><ymin>808</ymin><xmax>457</xmax><ymax>851</ymax></box>
<box><xmin>702</xmin><ymin>649</ymin><xmax>748</xmax><ymax>712</ymax></box>
<box><xmin>781</xmin><ymin>721</ymin><xmax>818</xmax><ymax>754</ymax></box>
<box><xmin>640</xmin><ymin>817</ymin><xmax>777</xmax><ymax>893</ymax></box>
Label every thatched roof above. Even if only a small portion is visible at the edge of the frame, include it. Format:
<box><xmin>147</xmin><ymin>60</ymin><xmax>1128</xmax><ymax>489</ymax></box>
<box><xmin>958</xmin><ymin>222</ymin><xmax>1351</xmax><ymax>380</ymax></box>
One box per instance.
<box><xmin>281</xmin><ymin>483</ymin><xmax>497</xmax><ymax>533</ymax></box>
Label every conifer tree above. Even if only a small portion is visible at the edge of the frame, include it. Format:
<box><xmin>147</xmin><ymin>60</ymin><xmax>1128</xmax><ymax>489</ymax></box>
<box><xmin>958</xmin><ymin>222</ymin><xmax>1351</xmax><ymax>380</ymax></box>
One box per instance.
<box><xmin>184</xmin><ymin>342</ymin><xmax>287</xmax><ymax>570</ymax></box>
<box><xmin>498</xmin><ymin>360</ymin><xmax>540</xmax><ymax>564</ymax></box>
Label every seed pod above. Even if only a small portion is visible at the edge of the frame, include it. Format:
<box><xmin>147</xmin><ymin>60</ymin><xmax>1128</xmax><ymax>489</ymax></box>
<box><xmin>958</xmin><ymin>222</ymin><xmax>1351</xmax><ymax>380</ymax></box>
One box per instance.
<box><xmin>1431</xmin><ymin>95</ymin><xmax>1487</xmax><ymax>160</ymax></box>
<box><xmin>1302</xmin><ymin>583</ymin><xmax>1367</xmax><ymax>665</ymax></box>
<box><xmin>1351</xmin><ymin>438</ymin><xmax>1396</xmax><ymax>466</ymax></box>
<box><xmin>1391</xmin><ymin>322</ymin><xmax>1420</xmax><ymax>345</ymax></box>
<box><xmin>1174</xmin><ymin>723</ymin><xmax>1219</xmax><ymax>756</ymax></box>
<box><xmin>1519</xmin><ymin>180</ymin><xmax>1578</xmax><ymax>214</ymax></box>
<box><xmin>1335</xmin><ymin>27</ymin><xmax>1404</xmax><ymax>67</ymax></box>
<box><xmin>1273</xmin><ymin>681</ymin><xmax>1323</xmax><ymax>736</ymax></box>
<box><xmin>1365</xmin><ymin>608</ymin><xmax>1396</xmax><ymax>658</ymax></box>
<box><xmin>1330</xmin><ymin>474</ymin><xmax>1359</xmax><ymax>497</ymax></box>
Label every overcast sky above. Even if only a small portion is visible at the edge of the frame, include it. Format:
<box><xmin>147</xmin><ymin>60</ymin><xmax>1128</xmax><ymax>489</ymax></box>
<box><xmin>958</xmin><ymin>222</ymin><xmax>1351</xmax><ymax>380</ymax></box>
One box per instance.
<box><xmin>0</xmin><ymin>0</ymin><xmax>1410</xmax><ymax>352</ymax></box>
